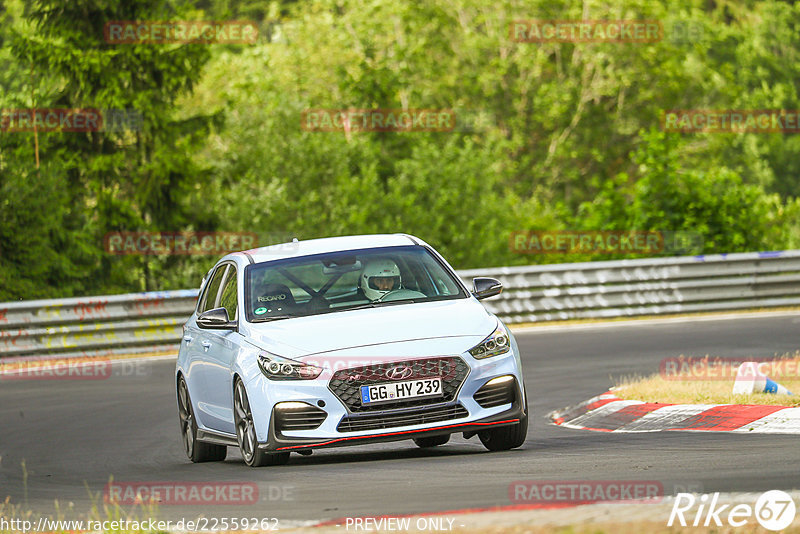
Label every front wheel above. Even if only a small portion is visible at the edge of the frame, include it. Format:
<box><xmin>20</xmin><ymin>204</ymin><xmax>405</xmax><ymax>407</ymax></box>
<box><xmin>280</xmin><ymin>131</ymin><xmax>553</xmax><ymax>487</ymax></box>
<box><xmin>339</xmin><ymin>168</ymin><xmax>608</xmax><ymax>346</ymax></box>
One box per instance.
<box><xmin>478</xmin><ymin>413</ymin><xmax>528</xmax><ymax>451</ymax></box>
<box><xmin>413</xmin><ymin>434</ymin><xmax>450</xmax><ymax>448</ymax></box>
<box><xmin>177</xmin><ymin>377</ymin><xmax>227</xmax><ymax>462</ymax></box>
<box><xmin>479</xmin><ymin>385</ymin><xmax>529</xmax><ymax>452</ymax></box>
<box><xmin>234</xmin><ymin>379</ymin><xmax>290</xmax><ymax>467</ymax></box>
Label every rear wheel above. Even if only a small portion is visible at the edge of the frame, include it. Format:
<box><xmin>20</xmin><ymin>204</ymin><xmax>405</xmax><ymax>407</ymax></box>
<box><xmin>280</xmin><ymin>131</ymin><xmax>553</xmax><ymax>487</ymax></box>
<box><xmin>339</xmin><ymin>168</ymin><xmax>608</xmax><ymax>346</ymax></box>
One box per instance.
<box><xmin>234</xmin><ymin>379</ymin><xmax>290</xmax><ymax>467</ymax></box>
<box><xmin>413</xmin><ymin>434</ymin><xmax>450</xmax><ymax>448</ymax></box>
<box><xmin>177</xmin><ymin>377</ymin><xmax>227</xmax><ymax>462</ymax></box>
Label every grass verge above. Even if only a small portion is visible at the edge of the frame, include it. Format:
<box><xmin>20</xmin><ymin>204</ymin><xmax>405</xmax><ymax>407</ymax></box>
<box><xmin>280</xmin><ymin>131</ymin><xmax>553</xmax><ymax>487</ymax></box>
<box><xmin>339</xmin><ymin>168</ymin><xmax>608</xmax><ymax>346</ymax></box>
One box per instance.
<box><xmin>614</xmin><ymin>352</ymin><xmax>800</xmax><ymax>406</ymax></box>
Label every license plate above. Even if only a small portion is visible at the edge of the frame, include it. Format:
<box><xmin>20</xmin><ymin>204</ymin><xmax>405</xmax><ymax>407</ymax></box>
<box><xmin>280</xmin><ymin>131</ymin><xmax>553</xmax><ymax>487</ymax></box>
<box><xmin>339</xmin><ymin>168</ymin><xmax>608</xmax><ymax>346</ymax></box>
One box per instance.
<box><xmin>360</xmin><ymin>378</ymin><xmax>443</xmax><ymax>405</ymax></box>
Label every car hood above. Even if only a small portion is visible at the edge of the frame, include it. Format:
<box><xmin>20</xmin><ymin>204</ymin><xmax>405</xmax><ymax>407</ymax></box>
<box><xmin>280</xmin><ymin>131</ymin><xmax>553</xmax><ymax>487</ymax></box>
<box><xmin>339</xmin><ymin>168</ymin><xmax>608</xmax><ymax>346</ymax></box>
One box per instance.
<box><xmin>243</xmin><ymin>298</ymin><xmax>495</xmax><ymax>360</ymax></box>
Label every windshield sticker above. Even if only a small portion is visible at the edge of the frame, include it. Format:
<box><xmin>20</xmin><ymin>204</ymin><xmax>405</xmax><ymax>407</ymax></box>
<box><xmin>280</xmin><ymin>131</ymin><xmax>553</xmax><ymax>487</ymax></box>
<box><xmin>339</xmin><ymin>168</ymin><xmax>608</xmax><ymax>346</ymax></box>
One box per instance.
<box><xmin>258</xmin><ymin>294</ymin><xmax>286</xmax><ymax>302</ymax></box>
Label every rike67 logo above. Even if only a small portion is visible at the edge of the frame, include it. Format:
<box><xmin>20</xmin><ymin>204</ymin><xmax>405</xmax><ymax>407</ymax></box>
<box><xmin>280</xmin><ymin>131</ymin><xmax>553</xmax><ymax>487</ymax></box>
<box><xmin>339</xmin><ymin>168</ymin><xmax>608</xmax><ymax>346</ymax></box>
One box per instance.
<box><xmin>669</xmin><ymin>491</ymin><xmax>796</xmax><ymax>531</ymax></box>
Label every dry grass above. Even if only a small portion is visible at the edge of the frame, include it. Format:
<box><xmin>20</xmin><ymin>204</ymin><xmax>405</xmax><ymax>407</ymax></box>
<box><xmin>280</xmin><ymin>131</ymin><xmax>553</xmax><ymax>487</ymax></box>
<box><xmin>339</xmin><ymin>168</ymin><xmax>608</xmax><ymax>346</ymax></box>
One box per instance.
<box><xmin>614</xmin><ymin>353</ymin><xmax>800</xmax><ymax>406</ymax></box>
<box><xmin>0</xmin><ymin>469</ymin><xmax>161</xmax><ymax>534</ymax></box>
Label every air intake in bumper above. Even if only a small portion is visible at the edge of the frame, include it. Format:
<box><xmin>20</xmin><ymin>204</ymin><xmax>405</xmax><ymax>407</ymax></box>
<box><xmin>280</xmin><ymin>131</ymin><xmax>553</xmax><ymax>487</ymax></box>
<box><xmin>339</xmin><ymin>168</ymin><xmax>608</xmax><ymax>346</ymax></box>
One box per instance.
<box><xmin>337</xmin><ymin>403</ymin><xmax>469</xmax><ymax>432</ymax></box>
<box><xmin>474</xmin><ymin>376</ymin><xmax>517</xmax><ymax>408</ymax></box>
<box><xmin>274</xmin><ymin>402</ymin><xmax>327</xmax><ymax>432</ymax></box>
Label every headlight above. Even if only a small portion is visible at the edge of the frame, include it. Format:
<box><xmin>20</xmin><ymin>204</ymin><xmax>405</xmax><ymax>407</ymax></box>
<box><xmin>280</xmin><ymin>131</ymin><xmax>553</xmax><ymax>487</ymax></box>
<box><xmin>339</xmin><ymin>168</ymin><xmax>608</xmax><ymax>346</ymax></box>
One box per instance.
<box><xmin>257</xmin><ymin>351</ymin><xmax>322</xmax><ymax>380</ymax></box>
<box><xmin>468</xmin><ymin>322</ymin><xmax>511</xmax><ymax>359</ymax></box>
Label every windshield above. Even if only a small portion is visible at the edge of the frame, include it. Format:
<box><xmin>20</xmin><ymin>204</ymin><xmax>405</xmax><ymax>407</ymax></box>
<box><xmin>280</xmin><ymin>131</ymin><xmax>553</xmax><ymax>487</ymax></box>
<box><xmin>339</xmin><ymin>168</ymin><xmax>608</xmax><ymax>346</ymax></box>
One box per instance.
<box><xmin>244</xmin><ymin>245</ymin><xmax>467</xmax><ymax>321</ymax></box>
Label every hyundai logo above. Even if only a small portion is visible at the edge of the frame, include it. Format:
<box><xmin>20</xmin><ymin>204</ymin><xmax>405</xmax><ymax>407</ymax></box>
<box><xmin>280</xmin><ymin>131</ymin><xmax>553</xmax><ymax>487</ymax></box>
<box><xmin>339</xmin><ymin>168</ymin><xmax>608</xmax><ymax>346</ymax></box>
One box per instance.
<box><xmin>385</xmin><ymin>366</ymin><xmax>413</xmax><ymax>380</ymax></box>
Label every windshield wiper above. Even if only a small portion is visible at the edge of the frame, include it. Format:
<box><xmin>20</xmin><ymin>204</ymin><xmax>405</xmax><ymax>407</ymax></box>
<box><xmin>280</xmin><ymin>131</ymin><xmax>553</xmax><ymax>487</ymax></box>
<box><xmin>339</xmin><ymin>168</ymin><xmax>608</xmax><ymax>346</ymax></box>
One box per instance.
<box><xmin>339</xmin><ymin>302</ymin><xmax>379</xmax><ymax>311</ymax></box>
<box><xmin>339</xmin><ymin>299</ymin><xmax>416</xmax><ymax>311</ymax></box>
<box><xmin>250</xmin><ymin>315</ymin><xmax>294</xmax><ymax>323</ymax></box>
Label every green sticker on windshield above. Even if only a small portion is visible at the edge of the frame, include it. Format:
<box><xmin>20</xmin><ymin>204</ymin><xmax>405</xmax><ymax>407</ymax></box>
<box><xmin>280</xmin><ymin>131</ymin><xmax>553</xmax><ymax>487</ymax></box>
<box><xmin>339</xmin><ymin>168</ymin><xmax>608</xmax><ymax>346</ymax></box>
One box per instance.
<box><xmin>254</xmin><ymin>307</ymin><xmax>267</xmax><ymax>315</ymax></box>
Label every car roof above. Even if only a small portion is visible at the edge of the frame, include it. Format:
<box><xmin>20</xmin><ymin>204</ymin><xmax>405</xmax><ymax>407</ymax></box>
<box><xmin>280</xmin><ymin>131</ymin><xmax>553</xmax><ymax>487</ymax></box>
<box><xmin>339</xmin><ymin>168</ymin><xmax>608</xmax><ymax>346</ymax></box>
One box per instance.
<box><xmin>228</xmin><ymin>234</ymin><xmax>426</xmax><ymax>265</ymax></box>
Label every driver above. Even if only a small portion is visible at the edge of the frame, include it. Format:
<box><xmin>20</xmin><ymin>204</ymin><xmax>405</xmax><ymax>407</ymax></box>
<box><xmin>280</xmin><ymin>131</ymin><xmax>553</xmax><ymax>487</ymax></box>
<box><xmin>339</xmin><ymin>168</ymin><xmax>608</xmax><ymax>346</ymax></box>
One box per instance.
<box><xmin>360</xmin><ymin>259</ymin><xmax>402</xmax><ymax>301</ymax></box>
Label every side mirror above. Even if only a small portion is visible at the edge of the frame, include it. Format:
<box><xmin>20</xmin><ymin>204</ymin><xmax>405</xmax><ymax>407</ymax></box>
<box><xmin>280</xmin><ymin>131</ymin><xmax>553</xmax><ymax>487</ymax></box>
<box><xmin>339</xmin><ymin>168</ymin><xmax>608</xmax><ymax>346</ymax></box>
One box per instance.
<box><xmin>472</xmin><ymin>277</ymin><xmax>503</xmax><ymax>300</ymax></box>
<box><xmin>197</xmin><ymin>307</ymin><xmax>237</xmax><ymax>329</ymax></box>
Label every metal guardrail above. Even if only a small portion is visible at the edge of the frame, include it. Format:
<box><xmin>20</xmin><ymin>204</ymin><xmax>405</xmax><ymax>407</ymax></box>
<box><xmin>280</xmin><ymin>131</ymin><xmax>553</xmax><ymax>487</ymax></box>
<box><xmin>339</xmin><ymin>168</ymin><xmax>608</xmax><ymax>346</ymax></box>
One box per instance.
<box><xmin>459</xmin><ymin>250</ymin><xmax>800</xmax><ymax>323</ymax></box>
<box><xmin>2</xmin><ymin>250</ymin><xmax>799</xmax><ymax>358</ymax></box>
<box><xmin>0</xmin><ymin>290</ymin><xmax>199</xmax><ymax>359</ymax></box>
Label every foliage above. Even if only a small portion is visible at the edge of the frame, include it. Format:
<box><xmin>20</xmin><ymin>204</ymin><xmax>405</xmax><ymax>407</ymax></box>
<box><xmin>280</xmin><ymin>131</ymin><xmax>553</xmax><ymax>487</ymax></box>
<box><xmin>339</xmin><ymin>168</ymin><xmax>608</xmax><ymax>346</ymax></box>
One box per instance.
<box><xmin>1</xmin><ymin>0</ymin><xmax>214</xmax><ymax>298</ymax></box>
<box><xmin>2</xmin><ymin>0</ymin><xmax>800</xmax><ymax>299</ymax></box>
<box><xmin>578</xmin><ymin>129</ymin><xmax>800</xmax><ymax>259</ymax></box>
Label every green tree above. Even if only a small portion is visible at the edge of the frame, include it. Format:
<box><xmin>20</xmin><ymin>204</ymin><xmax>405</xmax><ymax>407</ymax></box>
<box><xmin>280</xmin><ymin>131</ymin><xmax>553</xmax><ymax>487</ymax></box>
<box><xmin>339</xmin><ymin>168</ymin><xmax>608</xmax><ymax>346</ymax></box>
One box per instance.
<box><xmin>578</xmin><ymin>129</ymin><xmax>800</xmax><ymax>258</ymax></box>
<box><xmin>1</xmin><ymin>0</ymin><xmax>218</xmax><ymax>298</ymax></box>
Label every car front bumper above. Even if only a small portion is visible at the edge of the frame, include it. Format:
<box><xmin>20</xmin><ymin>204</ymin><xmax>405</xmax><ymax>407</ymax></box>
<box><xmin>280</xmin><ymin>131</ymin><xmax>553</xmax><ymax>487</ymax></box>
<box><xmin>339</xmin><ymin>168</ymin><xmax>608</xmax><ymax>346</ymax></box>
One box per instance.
<box><xmin>246</xmin><ymin>352</ymin><xmax>527</xmax><ymax>452</ymax></box>
<box><xmin>261</xmin><ymin>400</ymin><xmax>526</xmax><ymax>452</ymax></box>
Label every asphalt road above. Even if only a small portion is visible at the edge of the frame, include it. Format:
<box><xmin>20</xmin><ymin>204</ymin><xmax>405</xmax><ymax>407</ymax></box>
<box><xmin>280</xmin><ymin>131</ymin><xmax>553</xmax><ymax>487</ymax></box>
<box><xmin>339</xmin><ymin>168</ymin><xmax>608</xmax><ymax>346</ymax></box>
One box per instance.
<box><xmin>1</xmin><ymin>312</ymin><xmax>799</xmax><ymax>522</ymax></box>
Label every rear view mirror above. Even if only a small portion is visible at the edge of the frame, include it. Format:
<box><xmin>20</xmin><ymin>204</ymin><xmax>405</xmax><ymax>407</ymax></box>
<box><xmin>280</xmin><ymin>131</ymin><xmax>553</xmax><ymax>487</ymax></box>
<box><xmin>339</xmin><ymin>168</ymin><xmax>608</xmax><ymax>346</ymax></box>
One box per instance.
<box><xmin>472</xmin><ymin>277</ymin><xmax>502</xmax><ymax>300</ymax></box>
<box><xmin>197</xmin><ymin>307</ymin><xmax>237</xmax><ymax>329</ymax></box>
<box><xmin>322</xmin><ymin>258</ymin><xmax>363</xmax><ymax>274</ymax></box>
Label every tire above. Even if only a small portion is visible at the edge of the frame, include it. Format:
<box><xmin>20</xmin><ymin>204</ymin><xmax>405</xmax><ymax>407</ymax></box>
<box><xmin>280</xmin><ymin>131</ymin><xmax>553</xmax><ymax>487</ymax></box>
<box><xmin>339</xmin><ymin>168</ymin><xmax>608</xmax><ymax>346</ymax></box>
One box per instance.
<box><xmin>478</xmin><ymin>385</ymin><xmax>529</xmax><ymax>452</ymax></box>
<box><xmin>234</xmin><ymin>379</ymin><xmax>290</xmax><ymax>467</ymax></box>
<box><xmin>413</xmin><ymin>434</ymin><xmax>450</xmax><ymax>448</ymax></box>
<box><xmin>177</xmin><ymin>377</ymin><xmax>227</xmax><ymax>462</ymax></box>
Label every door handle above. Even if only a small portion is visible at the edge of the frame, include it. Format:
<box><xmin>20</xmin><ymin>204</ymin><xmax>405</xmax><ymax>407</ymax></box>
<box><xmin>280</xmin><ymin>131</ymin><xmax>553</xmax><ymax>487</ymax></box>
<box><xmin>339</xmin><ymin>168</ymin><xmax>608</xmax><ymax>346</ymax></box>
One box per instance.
<box><xmin>201</xmin><ymin>341</ymin><xmax>212</xmax><ymax>351</ymax></box>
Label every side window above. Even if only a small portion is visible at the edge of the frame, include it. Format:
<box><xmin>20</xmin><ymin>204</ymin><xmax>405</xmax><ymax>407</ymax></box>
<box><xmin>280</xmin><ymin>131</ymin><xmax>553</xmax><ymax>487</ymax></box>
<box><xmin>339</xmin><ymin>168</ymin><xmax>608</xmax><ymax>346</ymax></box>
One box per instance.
<box><xmin>198</xmin><ymin>265</ymin><xmax>228</xmax><ymax>313</ymax></box>
<box><xmin>219</xmin><ymin>269</ymin><xmax>238</xmax><ymax>320</ymax></box>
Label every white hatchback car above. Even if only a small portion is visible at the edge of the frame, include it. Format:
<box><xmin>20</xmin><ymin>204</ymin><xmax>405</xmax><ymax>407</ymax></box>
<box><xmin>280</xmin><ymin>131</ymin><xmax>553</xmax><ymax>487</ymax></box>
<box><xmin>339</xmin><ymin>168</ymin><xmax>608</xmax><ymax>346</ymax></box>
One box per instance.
<box><xmin>176</xmin><ymin>234</ymin><xmax>528</xmax><ymax>467</ymax></box>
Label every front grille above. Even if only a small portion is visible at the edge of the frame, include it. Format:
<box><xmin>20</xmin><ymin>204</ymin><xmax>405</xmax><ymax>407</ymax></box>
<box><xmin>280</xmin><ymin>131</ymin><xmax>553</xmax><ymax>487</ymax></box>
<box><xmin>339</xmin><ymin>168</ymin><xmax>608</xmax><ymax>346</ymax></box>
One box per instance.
<box><xmin>337</xmin><ymin>403</ymin><xmax>469</xmax><ymax>432</ymax></box>
<box><xmin>274</xmin><ymin>404</ymin><xmax>327</xmax><ymax>432</ymax></box>
<box><xmin>474</xmin><ymin>377</ymin><xmax>517</xmax><ymax>408</ymax></box>
<box><xmin>328</xmin><ymin>357</ymin><xmax>470</xmax><ymax>412</ymax></box>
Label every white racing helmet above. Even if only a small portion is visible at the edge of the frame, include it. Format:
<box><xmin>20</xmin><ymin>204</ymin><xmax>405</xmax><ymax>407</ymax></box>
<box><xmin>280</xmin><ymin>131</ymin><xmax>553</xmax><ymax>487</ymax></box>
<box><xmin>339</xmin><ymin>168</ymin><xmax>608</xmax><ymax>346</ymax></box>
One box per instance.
<box><xmin>360</xmin><ymin>259</ymin><xmax>401</xmax><ymax>301</ymax></box>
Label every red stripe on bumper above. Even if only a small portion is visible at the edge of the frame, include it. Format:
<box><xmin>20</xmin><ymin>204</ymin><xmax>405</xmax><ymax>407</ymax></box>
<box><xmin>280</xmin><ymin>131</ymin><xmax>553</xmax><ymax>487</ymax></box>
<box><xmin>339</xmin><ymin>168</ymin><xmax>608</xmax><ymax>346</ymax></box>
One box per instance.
<box><xmin>276</xmin><ymin>418</ymin><xmax>520</xmax><ymax>450</ymax></box>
